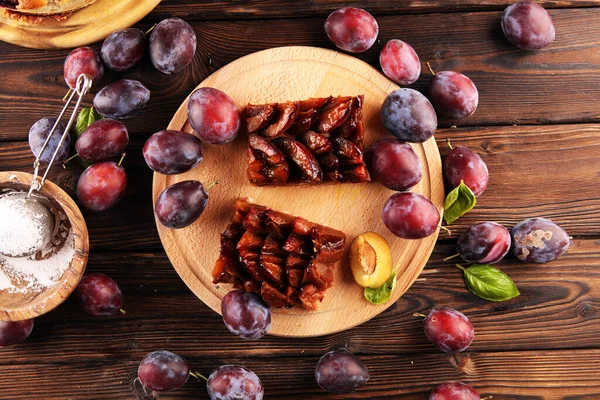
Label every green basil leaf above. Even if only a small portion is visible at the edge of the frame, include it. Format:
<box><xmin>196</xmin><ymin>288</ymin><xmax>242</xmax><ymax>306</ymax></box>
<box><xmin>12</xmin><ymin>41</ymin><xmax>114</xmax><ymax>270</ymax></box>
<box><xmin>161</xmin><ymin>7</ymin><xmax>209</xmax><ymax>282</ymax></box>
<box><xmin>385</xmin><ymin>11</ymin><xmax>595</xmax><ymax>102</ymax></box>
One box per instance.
<box><xmin>443</xmin><ymin>181</ymin><xmax>476</xmax><ymax>225</ymax></box>
<box><xmin>364</xmin><ymin>271</ymin><xmax>396</xmax><ymax>305</ymax></box>
<box><xmin>74</xmin><ymin>107</ymin><xmax>103</xmax><ymax>137</ymax></box>
<box><xmin>463</xmin><ymin>264</ymin><xmax>520</xmax><ymax>302</ymax></box>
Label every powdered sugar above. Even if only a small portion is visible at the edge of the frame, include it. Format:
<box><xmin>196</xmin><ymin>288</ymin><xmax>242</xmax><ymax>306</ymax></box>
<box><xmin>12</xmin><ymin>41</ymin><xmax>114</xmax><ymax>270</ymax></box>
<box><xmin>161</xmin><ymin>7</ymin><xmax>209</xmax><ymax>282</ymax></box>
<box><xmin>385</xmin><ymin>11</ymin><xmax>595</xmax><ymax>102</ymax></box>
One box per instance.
<box><xmin>0</xmin><ymin>192</ymin><xmax>55</xmax><ymax>258</ymax></box>
<box><xmin>0</xmin><ymin>214</ymin><xmax>75</xmax><ymax>295</ymax></box>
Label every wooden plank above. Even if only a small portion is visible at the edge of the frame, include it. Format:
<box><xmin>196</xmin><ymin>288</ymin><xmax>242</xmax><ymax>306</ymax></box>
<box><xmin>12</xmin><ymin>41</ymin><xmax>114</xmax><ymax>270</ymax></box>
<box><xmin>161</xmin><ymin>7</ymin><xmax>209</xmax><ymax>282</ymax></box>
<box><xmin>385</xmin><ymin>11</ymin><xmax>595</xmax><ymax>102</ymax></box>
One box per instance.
<box><xmin>0</xmin><ymin>350</ymin><xmax>599</xmax><ymax>398</ymax></box>
<box><xmin>2</xmin><ymin>9</ymin><xmax>600</xmax><ymax>140</ymax></box>
<box><xmin>0</xmin><ymin>60</ymin><xmax>179</xmax><ymax>141</ymax></box>
<box><xmin>150</xmin><ymin>0</ymin><xmax>600</xmax><ymax>20</ymax></box>
<box><xmin>2</xmin><ymin>245</ymin><xmax>596</xmax><ymax>399</ymax></box>
<box><xmin>2</xmin><ymin>245</ymin><xmax>600</xmax><ymax>398</ymax></box>
<box><xmin>435</xmin><ymin>124</ymin><xmax>600</xmax><ymax>237</ymax></box>
<box><xmin>1</xmin><ymin>122</ymin><xmax>598</xmax><ymax>250</ymax></box>
<box><xmin>17</xmin><ymin>239</ymin><xmax>600</xmax><ymax>359</ymax></box>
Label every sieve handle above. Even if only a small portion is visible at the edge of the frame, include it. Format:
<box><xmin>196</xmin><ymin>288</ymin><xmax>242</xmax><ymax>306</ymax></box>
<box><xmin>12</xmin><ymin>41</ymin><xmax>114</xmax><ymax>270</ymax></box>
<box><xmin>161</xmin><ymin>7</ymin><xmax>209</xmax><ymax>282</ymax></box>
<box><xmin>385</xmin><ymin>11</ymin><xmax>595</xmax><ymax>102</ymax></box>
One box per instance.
<box><xmin>28</xmin><ymin>74</ymin><xmax>93</xmax><ymax>197</ymax></box>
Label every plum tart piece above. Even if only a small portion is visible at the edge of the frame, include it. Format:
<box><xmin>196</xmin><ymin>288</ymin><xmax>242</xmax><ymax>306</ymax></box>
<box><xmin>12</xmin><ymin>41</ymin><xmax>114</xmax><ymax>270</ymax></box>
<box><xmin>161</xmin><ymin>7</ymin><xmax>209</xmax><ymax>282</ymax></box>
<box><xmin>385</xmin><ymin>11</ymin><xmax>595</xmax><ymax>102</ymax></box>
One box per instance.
<box><xmin>213</xmin><ymin>199</ymin><xmax>346</xmax><ymax>310</ymax></box>
<box><xmin>244</xmin><ymin>96</ymin><xmax>370</xmax><ymax>185</ymax></box>
<box><xmin>0</xmin><ymin>0</ymin><xmax>97</xmax><ymax>15</ymax></box>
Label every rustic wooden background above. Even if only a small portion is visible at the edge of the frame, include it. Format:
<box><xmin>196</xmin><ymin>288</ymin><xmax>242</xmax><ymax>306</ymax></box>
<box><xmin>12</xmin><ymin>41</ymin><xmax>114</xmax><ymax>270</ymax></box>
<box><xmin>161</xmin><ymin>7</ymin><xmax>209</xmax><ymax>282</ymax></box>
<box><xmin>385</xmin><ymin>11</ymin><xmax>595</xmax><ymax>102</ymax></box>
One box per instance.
<box><xmin>1</xmin><ymin>1</ymin><xmax>600</xmax><ymax>399</ymax></box>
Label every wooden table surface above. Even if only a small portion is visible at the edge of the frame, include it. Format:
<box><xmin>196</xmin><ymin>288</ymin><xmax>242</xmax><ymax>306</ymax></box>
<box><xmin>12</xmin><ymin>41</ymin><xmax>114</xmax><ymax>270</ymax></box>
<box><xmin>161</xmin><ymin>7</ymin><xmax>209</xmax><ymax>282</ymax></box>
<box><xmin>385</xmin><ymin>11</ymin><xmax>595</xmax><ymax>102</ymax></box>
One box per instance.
<box><xmin>1</xmin><ymin>1</ymin><xmax>600</xmax><ymax>399</ymax></box>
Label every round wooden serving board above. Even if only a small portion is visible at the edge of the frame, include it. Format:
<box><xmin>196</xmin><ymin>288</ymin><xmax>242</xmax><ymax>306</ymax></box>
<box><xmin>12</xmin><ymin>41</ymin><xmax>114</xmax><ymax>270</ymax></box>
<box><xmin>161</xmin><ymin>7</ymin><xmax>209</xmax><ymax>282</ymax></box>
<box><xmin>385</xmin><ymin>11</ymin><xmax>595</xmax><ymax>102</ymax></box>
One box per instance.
<box><xmin>153</xmin><ymin>46</ymin><xmax>444</xmax><ymax>337</ymax></box>
<box><xmin>0</xmin><ymin>0</ymin><xmax>160</xmax><ymax>49</ymax></box>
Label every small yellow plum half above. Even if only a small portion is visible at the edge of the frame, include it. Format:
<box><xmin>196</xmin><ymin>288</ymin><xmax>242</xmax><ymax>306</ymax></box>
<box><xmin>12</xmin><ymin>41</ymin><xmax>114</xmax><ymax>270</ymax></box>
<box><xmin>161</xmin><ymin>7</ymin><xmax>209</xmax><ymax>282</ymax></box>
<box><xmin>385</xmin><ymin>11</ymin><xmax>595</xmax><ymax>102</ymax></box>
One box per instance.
<box><xmin>350</xmin><ymin>232</ymin><xmax>393</xmax><ymax>288</ymax></box>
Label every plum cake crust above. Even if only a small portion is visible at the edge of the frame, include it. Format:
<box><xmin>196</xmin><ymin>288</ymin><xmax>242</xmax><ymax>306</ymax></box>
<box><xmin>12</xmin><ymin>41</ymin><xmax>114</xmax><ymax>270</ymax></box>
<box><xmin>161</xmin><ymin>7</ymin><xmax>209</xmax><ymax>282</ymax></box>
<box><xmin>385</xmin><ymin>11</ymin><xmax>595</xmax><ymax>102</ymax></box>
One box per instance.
<box><xmin>244</xmin><ymin>96</ymin><xmax>371</xmax><ymax>185</ymax></box>
<box><xmin>213</xmin><ymin>199</ymin><xmax>346</xmax><ymax>310</ymax></box>
<box><xmin>0</xmin><ymin>0</ymin><xmax>96</xmax><ymax>16</ymax></box>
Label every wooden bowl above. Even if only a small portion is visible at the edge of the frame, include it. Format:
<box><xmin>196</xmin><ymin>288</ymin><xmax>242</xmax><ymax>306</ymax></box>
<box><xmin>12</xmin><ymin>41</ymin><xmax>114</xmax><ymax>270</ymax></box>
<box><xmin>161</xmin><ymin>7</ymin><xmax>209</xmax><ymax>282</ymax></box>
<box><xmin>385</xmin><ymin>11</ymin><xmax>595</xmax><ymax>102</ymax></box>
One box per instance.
<box><xmin>0</xmin><ymin>171</ymin><xmax>88</xmax><ymax>321</ymax></box>
<box><xmin>153</xmin><ymin>46</ymin><xmax>444</xmax><ymax>337</ymax></box>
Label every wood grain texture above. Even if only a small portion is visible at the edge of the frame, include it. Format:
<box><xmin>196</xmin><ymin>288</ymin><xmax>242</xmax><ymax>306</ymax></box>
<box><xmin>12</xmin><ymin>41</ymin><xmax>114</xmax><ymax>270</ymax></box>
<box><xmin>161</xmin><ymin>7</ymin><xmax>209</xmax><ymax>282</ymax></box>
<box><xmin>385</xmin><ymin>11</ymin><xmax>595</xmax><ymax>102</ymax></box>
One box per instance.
<box><xmin>0</xmin><ymin>244</ymin><xmax>599</xmax><ymax>398</ymax></box>
<box><xmin>153</xmin><ymin>46</ymin><xmax>444</xmax><ymax>337</ymax></box>
<box><xmin>17</xmin><ymin>241</ymin><xmax>600</xmax><ymax>357</ymax></box>
<box><xmin>0</xmin><ymin>171</ymin><xmax>88</xmax><ymax>321</ymax></box>
<box><xmin>435</xmin><ymin>124</ymin><xmax>600</xmax><ymax>237</ymax></box>
<box><xmin>0</xmin><ymin>0</ymin><xmax>160</xmax><ymax>49</ymax></box>
<box><xmin>2</xmin><ymin>8</ymin><xmax>600</xmax><ymax>140</ymax></box>
<box><xmin>151</xmin><ymin>0</ymin><xmax>600</xmax><ymax>20</ymax></box>
<box><xmin>0</xmin><ymin>4</ymin><xmax>599</xmax><ymax>397</ymax></box>
<box><xmin>1</xmin><ymin>350</ymin><xmax>600</xmax><ymax>399</ymax></box>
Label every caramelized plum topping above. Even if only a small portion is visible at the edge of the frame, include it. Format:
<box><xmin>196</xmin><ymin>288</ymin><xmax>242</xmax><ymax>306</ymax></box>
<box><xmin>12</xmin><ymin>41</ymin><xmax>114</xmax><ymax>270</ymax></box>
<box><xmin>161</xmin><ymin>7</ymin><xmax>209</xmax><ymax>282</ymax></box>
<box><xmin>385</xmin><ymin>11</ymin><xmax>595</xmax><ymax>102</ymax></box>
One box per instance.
<box><xmin>243</xmin><ymin>96</ymin><xmax>367</xmax><ymax>185</ymax></box>
<box><xmin>244</xmin><ymin>261</ymin><xmax>266</xmax><ymax>283</ymax></box>
<box><xmin>316</xmin><ymin>97</ymin><xmax>353</xmax><ymax>133</ymax></box>
<box><xmin>245</xmin><ymin>104</ymin><xmax>276</xmax><ymax>133</ymax></box>
<box><xmin>303</xmin><ymin>261</ymin><xmax>335</xmax><ymax>290</ymax></box>
<box><xmin>319</xmin><ymin>153</ymin><xmax>340</xmax><ymax>172</ymax></box>
<box><xmin>286</xmin><ymin>253</ymin><xmax>310</xmax><ymax>269</ymax></box>
<box><xmin>264</xmin><ymin>102</ymin><xmax>299</xmax><ymax>138</ymax></box>
<box><xmin>248</xmin><ymin>134</ymin><xmax>290</xmax><ymax>185</ymax></box>
<box><xmin>338</xmin><ymin>95</ymin><xmax>363</xmax><ymax>139</ymax></box>
<box><xmin>299</xmin><ymin>131</ymin><xmax>334</xmax><ymax>154</ymax></box>
<box><xmin>273</xmin><ymin>138</ymin><xmax>323</xmax><ymax>182</ymax></box>
<box><xmin>292</xmin><ymin>217</ymin><xmax>316</xmax><ymax>237</ymax></box>
<box><xmin>313</xmin><ymin>225</ymin><xmax>346</xmax><ymax>262</ymax></box>
<box><xmin>260</xmin><ymin>259</ymin><xmax>285</xmax><ymax>286</ymax></box>
<box><xmin>283</xmin><ymin>234</ymin><xmax>312</xmax><ymax>255</ymax></box>
<box><xmin>298</xmin><ymin>97</ymin><xmax>331</xmax><ymax>111</ymax></box>
<box><xmin>244</xmin><ymin>280</ymin><xmax>262</xmax><ymax>294</ymax></box>
<box><xmin>261</xmin><ymin>281</ymin><xmax>295</xmax><ymax>308</ymax></box>
<box><xmin>237</xmin><ymin>229</ymin><xmax>265</xmax><ymax>252</ymax></box>
<box><xmin>213</xmin><ymin>199</ymin><xmax>346</xmax><ymax>310</ymax></box>
<box><xmin>262</xmin><ymin>236</ymin><xmax>288</xmax><ymax>259</ymax></box>
<box><xmin>243</xmin><ymin>207</ymin><xmax>267</xmax><ymax>231</ymax></box>
<box><xmin>231</xmin><ymin>199</ymin><xmax>253</xmax><ymax>225</ymax></box>
<box><xmin>334</xmin><ymin>137</ymin><xmax>365</xmax><ymax>167</ymax></box>
<box><xmin>340</xmin><ymin>164</ymin><xmax>371</xmax><ymax>183</ymax></box>
<box><xmin>287</xmin><ymin>269</ymin><xmax>304</xmax><ymax>288</ymax></box>
<box><xmin>291</xmin><ymin>109</ymin><xmax>318</xmax><ymax>134</ymax></box>
<box><xmin>298</xmin><ymin>284</ymin><xmax>326</xmax><ymax>310</ymax></box>
<box><xmin>265</xmin><ymin>210</ymin><xmax>294</xmax><ymax>240</ymax></box>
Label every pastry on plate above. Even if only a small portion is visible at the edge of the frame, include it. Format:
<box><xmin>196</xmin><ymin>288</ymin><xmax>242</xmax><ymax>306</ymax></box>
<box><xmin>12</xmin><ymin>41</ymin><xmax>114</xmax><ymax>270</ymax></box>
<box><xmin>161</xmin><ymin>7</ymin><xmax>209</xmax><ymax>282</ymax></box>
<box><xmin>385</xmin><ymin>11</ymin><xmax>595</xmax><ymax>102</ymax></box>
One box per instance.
<box><xmin>213</xmin><ymin>198</ymin><xmax>346</xmax><ymax>310</ymax></box>
<box><xmin>0</xmin><ymin>0</ymin><xmax>96</xmax><ymax>16</ymax></box>
<box><xmin>244</xmin><ymin>96</ymin><xmax>371</xmax><ymax>185</ymax></box>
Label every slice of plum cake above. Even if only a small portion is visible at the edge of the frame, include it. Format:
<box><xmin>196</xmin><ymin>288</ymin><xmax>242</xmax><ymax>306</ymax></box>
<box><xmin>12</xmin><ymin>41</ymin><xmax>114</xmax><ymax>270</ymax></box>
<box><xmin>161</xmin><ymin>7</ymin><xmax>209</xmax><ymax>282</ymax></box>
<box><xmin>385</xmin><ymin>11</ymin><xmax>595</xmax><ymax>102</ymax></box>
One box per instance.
<box><xmin>244</xmin><ymin>96</ymin><xmax>370</xmax><ymax>185</ymax></box>
<box><xmin>213</xmin><ymin>199</ymin><xmax>346</xmax><ymax>310</ymax></box>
